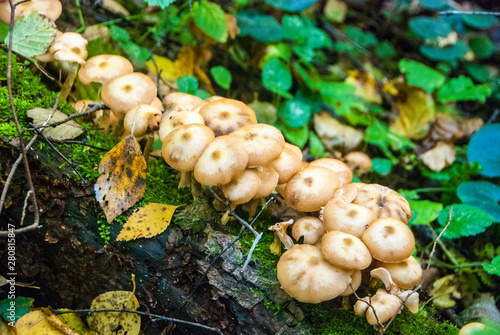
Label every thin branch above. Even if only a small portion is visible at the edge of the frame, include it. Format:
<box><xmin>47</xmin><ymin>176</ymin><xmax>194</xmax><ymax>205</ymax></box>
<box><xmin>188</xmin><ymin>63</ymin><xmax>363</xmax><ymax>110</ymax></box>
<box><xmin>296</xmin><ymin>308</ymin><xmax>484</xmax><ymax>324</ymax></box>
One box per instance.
<box><xmin>49</xmin><ymin>308</ymin><xmax>223</xmax><ymax>335</ymax></box>
<box><xmin>47</xmin><ymin>139</ymin><xmax>110</xmax><ymax>151</ymax></box>
<box><xmin>28</xmin><ymin>104</ymin><xmax>107</xmax><ymax>131</ymax></box>
<box><xmin>439</xmin><ymin>10</ymin><xmax>500</xmax><ymax>16</ymax></box>
<box><xmin>19</xmin><ymin>190</ymin><xmax>32</xmax><ymax>226</ymax></box>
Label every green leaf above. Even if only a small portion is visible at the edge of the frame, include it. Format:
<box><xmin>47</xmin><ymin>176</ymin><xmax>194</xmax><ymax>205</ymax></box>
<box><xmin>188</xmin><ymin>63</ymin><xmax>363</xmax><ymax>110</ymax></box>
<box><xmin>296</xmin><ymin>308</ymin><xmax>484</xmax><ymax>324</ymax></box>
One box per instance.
<box><xmin>295</xmin><ymin>87</ymin><xmax>322</xmax><ymax>114</ymax></box>
<box><xmin>419</xmin><ymin>0</ymin><xmax>448</xmax><ymax>9</ymax></box>
<box><xmin>465</xmin><ymin>63</ymin><xmax>492</xmax><ymax>83</ymax></box>
<box><xmin>247</xmin><ymin>99</ymin><xmax>278</xmax><ymax>124</ymax></box>
<box><xmin>344</xmin><ymin>27</ymin><xmax>377</xmax><ymax>47</ymax></box>
<box><xmin>483</xmin><ymin>255</ymin><xmax>500</xmax><ymax>276</ymax></box>
<box><xmin>438</xmin><ymin>204</ymin><xmax>495</xmax><ymax>239</ymax></box>
<box><xmin>409</xmin><ymin>17</ymin><xmax>452</xmax><ymax>41</ymax></box>
<box><xmin>279</xmin><ymin>100</ymin><xmax>311</xmax><ymax>128</ymax></box>
<box><xmin>5</xmin><ymin>12</ymin><xmax>57</xmax><ymax>58</ymax></box>
<box><xmin>194</xmin><ymin>89</ymin><xmax>211</xmax><ymax>100</ymax></box>
<box><xmin>469</xmin><ymin>35</ymin><xmax>496</xmax><ymax>59</ymax></box>
<box><xmin>262</xmin><ymin>57</ymin><xmax>293</xmax><ymax>98</ymax></box>
<box><xmin>192</xmin><ymin>0</ymin><xmax>228</xmax><ymax>42</ymax></box>
<box><xmin>109</xmin><ymin>26</ymin><xmax>151</xmax><ymax>62</ymax></box>
<box><xmin>0</xmin><ymin>21</ymin><xmax>9</xmax><ymax>41</ymax></box>
<box><xmin>309</xmin><ymin>132</ymin><xmax>325</xmax><ymax>158</ymax></box>
<box><xmin>467</xmin><ymin>124</ymin><xmax>500</xmax><ymax>177</ymax></box>
<box><xmin>276</xmin><ymin>123</ymin><xmax>309</xmax><ymax>148</ymax></box>
<box><xmin>210</xmin><ymin>65</ymin><xmax>232</xmax><ymax>89</ymax></box>
<box><xmin>264</xmin><ymin>0</ymin><xmax>320</xmax><ymax>11</ymax></box>
<box><xmin>365</xmin><ymin>120</ymin><xmax>415</xmax><ymax>160</ymax></box>
<box><xmin>408</xmin><ymin>200</ymin><xmax>443</xmax><ymax>227</ymax></box>
<box><xmin>399</xmin><ymin>59</ymin><xmax>446</xmax><ymax>92</ymax></box>
<box><xmin>109</xmin><ymin>25</ymin><xmax>130</xmax><ymax>42</ymax></box>
<box><xmin>177</xmin><ymin>74</ymin><xmax>198</xmax><ymax>94</ymax></box>
<box><xmin>282</xmin><ymin>15</ymin><xmax>306</xmax><ymax>42</ymax></box>
<box><xmin>146</xmin><ymin>0</ymin><xmax>175</xmax><ymax>9</ymax></box>
<box><xmin>375</xmin><ymin>40</ymin><xmax>396</xmax><ymax>58</ymax></box>
<box><xmin>462</xmin><ymin>14</ymin><xmax>499</xmax><ymax>29</ymax></box>
<box><xmin>438</xmin><ymin>76</ymin><xmax>491</xmax><ymax>103</ymax></box>
<box><xmin>458</xmin><ymin>181</ymin><xmax>500</xmax><ymax>222</ymax></box>
<box><xmin>235</xmin><ymin>10</ymin><xmax>282</xmax><ymax>42</ymax></box>
<box><xmin>420</xmin><ymin>40</ymin><xmax>468</xmax><ymax>61</ymax></box>
<box><xmin>371</xmin><ymin>158</ymin><xmax>392</xmax><ymax>175</ymax></box>
<box><xmin>0</xmin><ymin>296</ymin><xmax>34</xmax><ymax>323</ymax></box>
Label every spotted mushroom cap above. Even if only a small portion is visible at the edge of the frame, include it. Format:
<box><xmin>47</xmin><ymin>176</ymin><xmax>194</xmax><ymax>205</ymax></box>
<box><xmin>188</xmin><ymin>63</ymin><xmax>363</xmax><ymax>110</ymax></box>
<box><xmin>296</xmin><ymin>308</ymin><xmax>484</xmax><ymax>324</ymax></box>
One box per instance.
<box><xmin>323</xmin><ymin>197</ymin><xmax>377</xmax><ymax>238</ymax></box>
<box><xmin>199</xmin><ymin>98</ymin><xmax>257</xmax><ymax>137</ymax></box>
<box><xmin>277</xmin><ymin>244</ymin><xmax>352</xmax><ymax>303</ymax></box>
<box><xmin>0</xmin><ymin>0</ymin><xmax>62</xmax><ymax>24</ymax></box>
<box><xmin>353</xmin><ymin>184</ymin><xmax>412</xmax><ymax>223</ymax></box>
<box><xmin>321</xmin><ymin>231</ymin><xmax>372</xmax><ymax>270</ymax></box>
<box><xmin>78</xmin><ymin>54</ymin><xmax>133</xmax><ymax>85</ymax></box>
<box><xmin>291</xmin><ymin>216</ymin><xmax>326</xmax><ymax>245</ymax></box>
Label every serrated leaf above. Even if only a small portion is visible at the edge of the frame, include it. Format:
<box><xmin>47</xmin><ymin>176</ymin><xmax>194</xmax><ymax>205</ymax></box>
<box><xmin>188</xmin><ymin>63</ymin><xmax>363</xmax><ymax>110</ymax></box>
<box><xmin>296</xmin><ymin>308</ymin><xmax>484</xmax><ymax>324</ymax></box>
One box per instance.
<box><xmin>95</xmin><ymin>136</ymin><xmax>147</xmax><ymax>223</ymax></box>
<box><xmin>458</xmin><ymin>181</ymin><xmax>500</xmax><ymax>222</ymax></box>
<box><xmin>117</xmin><ymin>203</ymin><xmax>179</xmax><ymax>241</ymax></box>
<box><xmin>27</xmin><ymin>107</ymin><xmax>84</xmax><ymax>140</ymax></box>
<box><xmin>235</xmin><ymin>10</ymin><xmax>282</xmax><ymax>42</ymax></box>
<box><xmin>468</xmin><ymin>124</ymin><xmax>500</xmax><ymax>178</ymax></box>
<box><xmin>145</xmin><ymin>0</ymin><xmax>175</xmax><ymax>9</ymax></box>
<box><xmin>87</xmin><ymin>291</ymin><xmax>140</xmax><ymax>335</ymax></box>
<box><xmin>193</xmin><ymin>0</ymin><xmax>228</xmax><ymax>42</ymax></box>
<box><xmin>210</xmin><ymin>65</ymin><xmax>232</xmax><ymax>89</ymax></box>
<box><xmin>438</xmin><ymin>76</ymin><xmax>491</xmax><ymax>103</ymax></box>
<box><xmin>262</xmin><ymin>57</ymin><xmax>293</xmax><ymax>98</ymax></box>
<box><xmin>5</xmin><ymin>12</ymin><xmax>56</xmax><ymax>58</ymax></box>
<box><xmin>279</xmin><ymin>100</ymin><xmax>311</xmax><ymax>128</ymax></box>
<box><xmin>408</xmin><ymin>200</ymin><xmax>443</xmax><ymax>226</ymax></box>
<box><xmin>438</xmin><ymin>204</ymin><xmax>495</xmax><ymax>239</ymax></box>
<box><xmin>399</xmin><ymin>59</ymin><xmax>446</xmax><ymax>92</ymax></box>
<box><xmin>483</xmin><ymin>255</ymin><xmax>500</xmax><ymax>276</ymax></box>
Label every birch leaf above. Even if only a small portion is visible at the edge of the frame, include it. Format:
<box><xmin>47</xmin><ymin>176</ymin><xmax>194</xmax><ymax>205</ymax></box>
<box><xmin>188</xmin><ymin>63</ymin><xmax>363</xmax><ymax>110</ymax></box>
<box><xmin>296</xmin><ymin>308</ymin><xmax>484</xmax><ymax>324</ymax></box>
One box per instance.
<box><xmin>27</xmin><ymin>107</ymin><xmax>84</xmax><ymax>140</ymax></box>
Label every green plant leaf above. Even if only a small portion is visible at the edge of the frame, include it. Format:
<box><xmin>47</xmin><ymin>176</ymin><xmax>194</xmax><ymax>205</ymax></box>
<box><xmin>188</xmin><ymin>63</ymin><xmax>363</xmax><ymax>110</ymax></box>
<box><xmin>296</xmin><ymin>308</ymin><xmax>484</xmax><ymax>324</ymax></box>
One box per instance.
<box><xmin>0</xmin><ymin>296</ymin><xmax>34</xmax><ymax>323</ymax></box>
<box><xmin>109</xmin><ymin>26</ymin><xmax>151</xmax><ymax>62</ymax></box>
<box><xmin>344</xmin><ymin>27</ymin><xmax>377</xmax><ymax>47</ymax></box>
<box><xmin>375</xmin><ymin>40</ymin><xmax>396</xmax><ymax>58</ymax></box>
<box><xmin>399</xmin><ymin>59</ymin><xmax>446</xmax><ymax>92</ymax></box>
<box><xmin>467</xmin><ymin>124</ymin><xmax>500</xmax><ymax>177</ymax></box>
<box><xmin>262</xmin><ymin>57</ymin><xmax>293</xmax><ymax>98</ymax></box>
<box><xmin>282</xmin><ymin>15</ymin><xmax>306</xmax><ymax>42</ymax></box>
<box><xmin>235</xmin><ymin>10</ymin><xmax>282</xmax><ymax>42</ymax></box>
<box><xmin>409</xmin><ymin>17</ymin><xmax>452</xmax><ymax>41</ymax></box>
<box><xmin>418</xmin><ymin>0</ymin><xmax>448</xmax><ymax>9</ymax></box>
<box><xmin>309</xmin><ymin>132</ymin><xmax>325</xmax><ymax>157</ymax></box>
<box><xmin>371</xmin><ymin>158</ymin><xmax>392</xmax><ymax>175</ymax></box>
<box><xmin>192</xmin><ymin>0</ymin><xmax>228</xmax><ymax>42</ymax></box>
<box><xmin>5</xmin><ymin>12</ymin><xmax>57</xmax><ymax>58</ymax></box>
<box><xmin>365</xmin><ymin>120</ymin><xmax>415</xmax><ymax>160</ymax></box>
<box><xmin>462</xmin><ymin>14</ymin><xmax>499</xmax><ymax>29</ymax></box>
<box><xmin>177</xmin><ymin>74</ymin><xmax>198</xmax><ymax>94</ymax></box>
<box><xmin>438</xmin><ymin>204</ymin><xmax>495</xmax><ymax>239</ymax></box>
<box><xmin>194</xmin><ymin>89</ymin><xmax>211</xmax><ymax>100</ymax></box>
<box><xmin>420</xmin><ymin>40</ymin><xmax>468</xmax><ymax>61</ymax></box>
<box><xmin>295</xmin><ymin>87</ymin><xmax>322</xmax><ymax>114</ymax></box>
<box><xmin>468</xmin><ymin>35</ymin><xmax>496</xmax><ymax>59</ymax></box>
<box><xmin>247</xmin><ymin>99</ymin><xmax>277</xmax><ymax>124</ymax></box>
<box><xmin>279</xmin><ymin>100</ymin><xmax>311</xmax><ymax>128</ymax></box>
<box><xmin>264</xmin><ymin>0</ymin><xmax>320</xmax><ymax>11</ymax></box>
<box><xmin>0</xmin><ymin>21</ymin><xmax>9</xmax><ymax>41</ymax></box>
<box><xmin>457</xmin><ymin>181</ymin><xmax>500</xmax><ymax>222</ymax></box>
<box><xmin>465</xmin><ymin>63</ymin><xmax>491</xmax><ymax>83</ymax></box>
<box><xmin>438</xmin><ymin>76</ymin><xmax>491</xmax><ymax>103</ymax></box>
<box><xmin>276</xmin><ymin>123</ymin><xmax>309</xmax><ymax>148</ymax></box>
<box><xmin>146</xmin><ymin>0</ymin><xmax>175</xmax><ymax>9</ymax></box>
<box><xmin>408</xmin><ymin>200</ymin><xmax>443</xmax><ymax>227</ymax></box>
<box><xmin>210</xmin><ymin>65</ymin><xmax>232</xmax><ymax>89</ymax></box>
<box><xmin>483</xmin><ymin>255</ymin><xmax>500</xmax><ymax>276</ymax></box>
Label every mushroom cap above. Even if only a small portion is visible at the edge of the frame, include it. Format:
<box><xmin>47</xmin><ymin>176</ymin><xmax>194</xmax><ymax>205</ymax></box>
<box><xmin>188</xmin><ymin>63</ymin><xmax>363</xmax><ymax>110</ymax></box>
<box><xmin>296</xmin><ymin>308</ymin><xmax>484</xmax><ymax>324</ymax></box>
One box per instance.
<box><xmin>344</xmin><ymin>151</ymin><xmax>372</xmax><ymax>174</ymax></box>
<box><xmin>353</xmin><ymin>184</ymin><xmax>412</xmax><ymax>223</ymax></box>
<box><xmin>204</xmin><ymin>95</ymin><xmax>225</xmax><ymax>103</ymax></box>
<box><xmin>0</xmin><ymin>0</ymin><xmax>62</xmax><ymax>24</ymax></box>
<box><xmin>321</xmin><ymin>231</ymin><xmax>372</xmax><ymax>270</ymax></box>
<box><xmin>285</xmin><ymin>142</ymin><xmax>303</xmax><ymax>160</ymax></box>
<box><xmin>376</xmin><ymin>256</ymin><xmax>423</xmax><ymax>289</ymax></box>
<box><xmin>340</xmin><ymin>269</ymin><xmax>362</xmax><ymax>296</ymax></box>
<box><xmin>291</xmin><ymin>216</ymin><xmax>326</xmax><ymax>245</ymax></box>
<box><xmin>163</xmin><ymin>92</ymin><xmax>204</xmax><ymax>111</ymax></box>
<box><xmin>123</xmin><ymin>104</ymin><xmax>162</xmax><ymax>138</ymax></box>
<box><xmin>158</xmin><ymin>110</ymin><xmax>205</xmax><ymax>142</ymax></box>
<box><xmin>284</xmin><ymin>166</ymin><xmax>341</xmax><ymax>212</ymax></box>
<box><xmin>151</xmin><ymin>97</ymin><xmax>163</xmax><ymax>110</ymax></box>
<box><xmin>323</xmin><ymin>197</ymin><xmax>377</xmax><ymax>238</ymax></box>
<box><xmin>365</xmin><ymin>289</ymin><xmax>402</xmax><ymax>325</ymax></box>
<box><xmin>221</xmin><ymin>169</ymin><xmax>261</xmax><ymax>205</ymax></box>
<box><xmin>162</xmin><ymin>124</ymin><xmax>215</xmax><ymax>171</ymax></box>
<box><xmin>199</xmin><ymin>98</ymin><xmax>257</xmax><ymax>137</ymax></box>
<box><xmin>271</xmin><ymin>146</ymin><xmax>303</xmax><ymax>184</ymax></box>
<box><xmin>50</xmin><ymin>32</ymin><xmax>88</xmax><ymax>64</ymax></box>
<box><xmin>229</xmin><ymin>123</ymin><xmax>285</xmax><ymax>166</ymax></box>
<box><xmin>362</xmin><ymin>218</ymin><xmax>415</xmax><ymax>263</ymax></box>
<box><xmin>252</xmin><ymin>163</ymin><xmax>279</xmax><ymax>199</ymax></box>
<box><xmin>309</xmin><ymin>158</ymin><xmax>353</xmax><ymax>187</ymax></box>
<box><xmin>277</xmin><ymin>244</ymin><xmax>352</xmax><ymax>303</ymax></box>
<box><xmin>459</xmin><ymin>323</ymin><xmax>488</xmax><ymax>335</ymax></box>
<box><xmin>102</xmin><ymin>72</ymin><xmax>156</xmax><ymax>115</ymax></box>
<box><xmin>194</xmin><ymin>135</ymin><xmax>248</xmax><ymax>186</ymax></box>
<box><xmin>333</xmin><ymin>183</ymin><xmax>359</xmax><ymax>204</ymax></box>
<box><xmin>78</xmin><ymin>54</ymin><xmax>133</xmax><ymax>85</ymax></box>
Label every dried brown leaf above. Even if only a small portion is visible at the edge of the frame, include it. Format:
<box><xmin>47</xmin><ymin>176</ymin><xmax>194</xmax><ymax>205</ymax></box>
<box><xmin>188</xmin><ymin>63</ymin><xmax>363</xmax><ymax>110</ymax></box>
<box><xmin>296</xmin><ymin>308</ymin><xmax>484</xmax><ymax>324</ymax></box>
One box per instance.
<box><xmin>420</xmin><ymin>141</ymin><xmax>455</xmax><ymax>171</ymax></box>
<box><xmin>27</xmin><ymin>107</ymin><xmax>84</xmax><ymax>140</ymax></box>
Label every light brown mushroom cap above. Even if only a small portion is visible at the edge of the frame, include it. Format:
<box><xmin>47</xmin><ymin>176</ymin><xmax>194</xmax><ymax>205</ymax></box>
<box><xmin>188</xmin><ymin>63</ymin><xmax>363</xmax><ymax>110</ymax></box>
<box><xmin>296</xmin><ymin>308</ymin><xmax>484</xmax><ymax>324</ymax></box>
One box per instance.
<box><xmin>340</xmin><ymin>269</ymin><xmax>362</xmax><ymax>296</ymax></box>
<box><xmin>0</xmin><ymin>0</ymin><xmax>62</xmax><ymax>24</ymax></box>
<box><xmin>158</xmin><ymin>110</ymin><xmax>205</xmax><ymax>142</ymax></box>
<box><xmin>271</xmin><ymin>146</ymin><xmax>303</xmax><ymax>184</ymax></box>
<box><xmin>285</xmin><ymin>143</ymin><xmax>303</xmax><ymax>160</ymax></box>
<box><xmin>252</xmin><ymin>163</ymin><xmax>279</xmax><ymax>199</ymax></box>
<box><xmin>204</xmin><ymin>95</ymin><xmax>225</xmax><ymax>103</ymax></box>
<box><xmin>72</xmin><ymin>99</ymin><xmax>94</xmax><ymax>113</ymax></box>
<box><xmin>78</xmin><ymin>54</ymin><xmax>133</xmax><ymax>85</ymax></box>
<box><xmin>309</xmin><ymin>158</ymin><xmax>353</xmax><ymax>187</ymax></box>
<box><xmin>459</xmin><ymin>323</ymin><xmax>488</xmax><ymax>335</ymax></box>
<box><xmin>162</xmin><ymin>124</ymin><xmax>215</xmax><ymax>171</ymax></box>
<box><xmin>362</xmin><ymin>218</ymin><xmax>415</xmax><ymax>263</ymax></box>
<box><xmin>397</xmin><ymin>290</ymin><xmax>419</xmax><ymax>313</ymax></box>
<box><xmin>199</xmin><ymin>98</ymin><xmax>257</xmax><ymax>137</ymax></box>
<box><xmin>353</xmin><ymin>184</ymin><xmax>412</xmax><ymax>223</ymax></box>
<box><xmin>50</xmin><ymin>32</ymin><xmax>88</xmax><ymax>64</ymax></box>
<box><xmin>151</xmin><ymin>97</ymin><xmax>163</xmax><ymax>110</ymax></box>
<box><xmin>344</xmin><ymin>151</ymin><xmax>372</xmax><ymax>174</ymax></box>
<box><xmin>163</xmin><ymin>92</ymin><xmax>204</xmax><ymax>111</ymax></box>
<box><xmin>321</xmin><ymin>231</ymin><xmax>372</xmax><ymax>270</ymax></box>
<box><xmin>354</xmin><ymin>297</ymin><xmax>370</xmax><ymax>316</ymax></box>
<box><xmin>323</xmin><ymin>197</ymin><xmax>377</xmax><ymax>238</ymax></box>
<box><xmin>229</xmin><ymin>123</ymin><xmax>285</xmax><ymax>166</ymax></box>
<box><xmin>291</xmin><ymin>217</ymin><xmax>326</xmax><ymax>245</ymax></box>
<box><xmin>376</xmin><ymin>256</ymin><xmax>423</xmax><ymax>289</ymax></box>
<box><xmin>277</xmin><ymin>244</ymin><xmax>352</xmax><ymax>303</ymax></box>
<box><xmin>284</xmin><ymin>166</ymin><xmax>341</xmax><ymax>212</ymax></box>
<box><xmin>221</xmin><ymin>169</ymin><xmax>261</xmax><ymax>205</ymax></box>
<box><xmin>194</xmin><ymin>135</ymin><xmax>249</xmax><ymax>186</ymax></box>
<box><xmin>365</xmin><ymin>289</ymin><xmax>402</xmax><ymax>325</ymax></box>
<box><xmin>102</xmin><ymin>72</ymin><xmax>156</xmax><ymax>116</ymax></box>
<box><xmin>333</xmin><ymin>183</ymin><xmax>359</xmax><ymax>203</ymax></box>
<box><xmin>123</xmin><ymin>104</ymin><xmax>162</xmax><ymax>137</ymax></box>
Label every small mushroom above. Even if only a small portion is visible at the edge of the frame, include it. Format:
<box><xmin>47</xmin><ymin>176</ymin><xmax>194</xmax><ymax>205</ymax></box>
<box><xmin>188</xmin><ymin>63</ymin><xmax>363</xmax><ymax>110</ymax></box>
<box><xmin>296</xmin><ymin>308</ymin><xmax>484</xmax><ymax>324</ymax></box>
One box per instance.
<box><xmin>333</xmin><ymin>183</ymin><xmax>360</xmax><ymax>203</ymax></box>
<box><xmin>344</xmin><ymin>151</ymin><xmax>372</xmax><ymax>174</ymax></box>
<box><xmin>78</xmin><ymin>54</ymin><xmax>133</xmax><ymax>85</ymax></box>
<box><xmin>271</xmin><ymin>146</ymin><xmax>303</xmax><ymax>184</ymax></box>
<box><xmin>158</xmin><ymin>110</ymin><xmax>205</xmax><ymax>142</ymax></box>
<box><xmin>123</xmin><ymin>104</ymin><xmax>162</xmax><ymax>138</ymax></box>
<box><xmin>199</xmin><ymin>98</ymin><xmax>257</xmax><ymax>137</ymax></box>
<box><xmin>353</xmin><ymin>184</ymin><xmax>412</xmax><ymax>223</ymax></box>
<box><xmin>291</xmin><ymin>216</ymin><xmax>326</xmax><ymax>245</ymax></box>
<box><xmin>220</xmin><ymin>169</ymin><xmax>261</xmax><ymax>206</ymax></box>
<box><xmin>376</xmin><ymin>256</ymin><xmax>423</xmax><ymax>289</ymax></box>
<box><xmin>323</xmin><ymin>197</ymin><xmax>377</xmax><ymax>238</ymax></box>
<box><xmin>269</xmin><ymin>219</ymin><xmax>294</xmax><ymax>250</ymax></box>
<box><xmin>252</xmin><ymin>163</ymin><xmax>279</xmax><ymax>199</ymax></box>
<box><xmin>354</xmin><ymin>289</ymin><xmax>402</xmax><ymax>326</ymax></box>
<box><xmin>163</xmin><ymin>92</ymin><xmax>204</xmax><ymax>112</ymax></box>
<box><xmin>321</xmin><ymin>231</ymin><xmax>372</xmax><ymax>270</ymax></box>
<box><xmin>309</xmin><ymin>158</ymin><xmax>353</xmax><ymax>187</ymax></box>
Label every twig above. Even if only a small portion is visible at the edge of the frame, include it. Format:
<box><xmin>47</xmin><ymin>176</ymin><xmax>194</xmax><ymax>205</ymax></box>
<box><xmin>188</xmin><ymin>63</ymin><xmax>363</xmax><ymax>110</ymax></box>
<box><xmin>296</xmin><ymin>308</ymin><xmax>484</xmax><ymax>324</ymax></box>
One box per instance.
<box><xmin>46</xmin><ymin>139</ymin><xmax>110</xmax><ymax>151</ymax></box>
<box><xmin>49</xmin><ymin>308</ymin><xmax>223</xmax><ymax>335</ymax></box>
<box><xmin>440</xmin><ymin>10</ymin><xmax>500</xmax><ymax>16</ymax></box>
<box><xmin>29</xmin><ymin>103</ymin><xmax>107</xmax><ymax>131</ymax></box>
<box><xmin>19</xmin><ymin>190</ymin><xmax>32</xmax><ymax>226</ymax></box>
<box><xmin>351</xmin><ymin>286</ymin><xmax>383</xmax><ymax>329</ymax></box>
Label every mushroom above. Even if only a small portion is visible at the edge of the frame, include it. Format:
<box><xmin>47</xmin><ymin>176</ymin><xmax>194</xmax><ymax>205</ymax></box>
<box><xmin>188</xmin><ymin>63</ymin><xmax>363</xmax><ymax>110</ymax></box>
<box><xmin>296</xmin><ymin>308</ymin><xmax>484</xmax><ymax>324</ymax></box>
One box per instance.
<box><xmin>199</xmin><ymin>98</ymin><xmax>257</xmax><ymax>137</ymax></box>
<box><xmin>321</xmin><ymin>231</ymin><xmax>372</xmax><ymax>270</ymax></box>
<box><xmin>322</xmin><ymin>197</ymin><xmax>377</xmax><ymax>238</ymax></box>
<box><xmin>269</xmin><ymin>219</ymin><xmax>294</xmax><ymax>250</ymax></box>
<box><xmin>291</xmin><ymin>216</ymin><xmax>326</xmax><ymax>245</ymax></box>
<box><xmin>271</xmin><ymin>145</ymin><xmax>303</xmax><ymax>184</ymax></box>
<box><xmin>276</xmin><ymin>244</ymin><xmax>352</xmax><ymax>303</ymax></box>
<box><xmin>252</xmin><ymin>163</ymin><xmax>279</xmax><ymax>199</ymax></box>
<box><xmin>158</xmin><ymin>110</ymin><xmax>205</xmax><ymax>142</ymax></box>
<box><xmin>340</xmin><ymin>269</ymin><xmax>362</xmax><ymax>296</ymax></box>
<box><xmin>163</xmin><ymin>92</ymin><xmax>204</xmax><ymax>112</ymax></box>
<box><xmin>332</xmin><ymin>183</ymin><xmax>360</xmax><ymax>203</ymax></box>
<box><xmin>354</xmin><ymin>289</ymin><xmax>402</xmax><ymax>326</ymax></box>
<box><xmin>371</xmin><ymin>267</ymin><xmax>420</xmax><ymax>313</ymax></box>
<box><xmin>78</xmin><ymin>54</ymin><xmax>133</xmax><ymax>85</ymax></box>
<box><xmin>344</xmin><ymin>151</ymin><xmax>372</xmax><ymax>174</ymax></box>
<box><xmin>375</xmin><ymin>256</ymin><xmax>423</xmax><ymax>289</ymax></box>
<box><xmin>123</xmin><ymin>104</ymin><xmax>162</xmax><ymax>138</ymax></box>
<box><xmin>0</xmin><ymin>0</ymin><xmax>62</xmax><ymax>24</ymax></box>
<box><xmin>309</xmin><ymin>158</ymin><xmax>353</xmax><ymax>187</ymax></box>
<box><xmin>353</xmin><ymin>184</ymin><xmax>412</xmax><ymax>223</ymax></box>
<box><xmin>220</xmin><ymin>168</ymin><xmax>261</xmax><ymax>206</ymax></box>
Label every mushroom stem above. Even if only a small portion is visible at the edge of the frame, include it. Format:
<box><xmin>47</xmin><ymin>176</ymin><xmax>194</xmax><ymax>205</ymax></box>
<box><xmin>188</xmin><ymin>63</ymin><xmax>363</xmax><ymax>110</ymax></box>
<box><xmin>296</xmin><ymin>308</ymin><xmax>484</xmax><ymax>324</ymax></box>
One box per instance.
<box><xmin>268</xmin><ymin>219</ymin><xmax>294</xmax><ymax>249</ymax></box>
<box><xmin>143</xmin><ymin>134</ymin><xmax>154</xmax><ymax>165</ymax></box>
<box><xmin>370</xmin><ymin>268</ymin><xmax>400</xmax><ymax>295</ymax></box>
<box><xmin>59</xmin><ymin>62</ymin><xmax>79</xmax><ymax>101</ymax></box>
<box><xmin>178</xmin><ymin>171</ymin><xmax>192</xmax><ymax>188</ymax></box>
<box><xmin>112</xmin><ymin>114</ymin><xmax>125</xmax><ymax>137</ymax></box>
<box><xmin>342</xmin><ymin>296</ymin><xmax>351</xmax><ymax>309</ymax></box>
<box><xmin>191</xmin><ymin>174</ymin><xmax>203</xmax><ymax>198</ymax></box>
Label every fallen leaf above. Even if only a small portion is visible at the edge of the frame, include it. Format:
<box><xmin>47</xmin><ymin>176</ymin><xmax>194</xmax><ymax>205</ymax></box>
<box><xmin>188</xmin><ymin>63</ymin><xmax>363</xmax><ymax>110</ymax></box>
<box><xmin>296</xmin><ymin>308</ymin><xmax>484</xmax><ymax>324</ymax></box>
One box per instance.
<box><xmin>225</xmin><ymin>13</ymin><xmax>239</xmax><ymax>39</ymax></box>
<box><xmin>27</xmin><ymin>107</ymin><xmax>84</xmax><ymax>140</ymax></box>
<box><xmin>345</xmin><ymin>70</ymin><xmax>382</xmax><ymax>104</ymax></box>
<box><xmin>427</xmin><ymin>113</ymin><xmax>484</xmax><ymax>142</ymax></box>
<box><xmin>87</xmin><ymin>291</ymin><xmax>140</xmax><ymax>335</ymax></box>
<box><xmin>313</xmin><ymin>112</ymin><xmax>363</xmax><ymax>153</ymax></box>
<box><xmin>429</xmin><ymin>275</ymin><xmax>461</xmax><ymax>309</ymax></box>
<box><xmin>420</xmin><ymin>141</ymin><xmax>455</xmax><ymax>171</ymax></box>
<box><xmin>15</xmin><ymin>308</ymin><xmax>81</xmax><ymax>335</ymax></box>
<box><xmin>270</xmin><ymin>233</ymin><xmax>282</xmax><ymax>255</ymax></box>
<box><xmin>390</xmin><ymin>87</ymin><xmax>436</xmax><ymax>140</ymax></box>
<box><xmin>94</xmin><ymin>136</ymin><xmax>147</xmax><ymax>223</ymax></box>
<box><xmin>117</xmin><ymin>203</ymin><xmax>179</xmax><ymax>241</ymax></box>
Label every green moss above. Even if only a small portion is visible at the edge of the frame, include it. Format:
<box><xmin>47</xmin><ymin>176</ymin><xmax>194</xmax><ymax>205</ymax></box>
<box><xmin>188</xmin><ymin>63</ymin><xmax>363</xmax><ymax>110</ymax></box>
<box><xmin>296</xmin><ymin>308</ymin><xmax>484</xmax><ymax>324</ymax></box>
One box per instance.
<box><xmin>174</xmin><ymin>198</ymin><xmax>217</xmax><ymax>234</ymax></box>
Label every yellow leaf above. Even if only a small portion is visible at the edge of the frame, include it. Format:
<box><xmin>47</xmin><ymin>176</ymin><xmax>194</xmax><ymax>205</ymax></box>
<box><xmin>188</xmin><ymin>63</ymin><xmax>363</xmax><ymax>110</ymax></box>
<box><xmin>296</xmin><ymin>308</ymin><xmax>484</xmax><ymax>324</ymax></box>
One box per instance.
<box><xmin>313</xmin><ymin>112</ymin><xmax>363</xmax><ymax>153</ymax></box>
<box><xmin>391</xmin><ymin>87</ymin><xmax>436</xmax><ymax>140</ymax></box>
<box><xmin>146</xmin><ymin>47</ymin><xmax>195</xmax><ymax>83</ymax></box>
<box><xmin>345</xmin><ymin>71</ymin><xmax>382</xmax><ymax>104</ymax></box>
<box><xmin>117</xmin><ymin>203</ymin><xmax>179</xmax><ymax>241</ymax></box>
<box><xmin>94</xmin><ymin>136</ymin><xmax>147</xmax><ymax>223</ymax></box>
<box><xmin>15</xmin><ymin>308</ymin><xmax>80</xmax><ymax>335</ymax></box>
<box><xmin>429</xmin><ymin>275</ymin><xmax>461</xmax><ymax>309</ymax></box>
<box><xmin>27</xmin><ymin>107</ymin><xmax>84</xmax><ymax>140</ymax></box>
<box><xmin>270</xmin><ymin>233</ymin><xmax>282</xmax><ymax>255</ymax></box>
<box><xmin>87</xmin><ymin>291</ymin><xmax>140</xmax><ymax>335</ymax></box>
<box><xmin>57</xmin><ymin>309</ymin><xmax>97</xmax><ymax>335</ymax></box>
